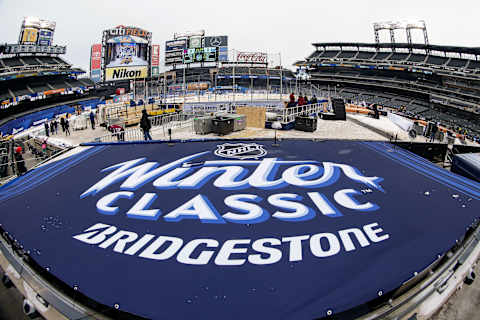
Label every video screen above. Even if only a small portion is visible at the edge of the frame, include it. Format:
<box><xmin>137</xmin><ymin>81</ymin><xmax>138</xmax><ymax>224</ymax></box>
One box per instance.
<box><xmin>183</xmin><ymin>47</ymin><xmax>218</xmax><ymax>64</ymax></box>
<box><xmin>105</xmin><ymin>39</ymin><xmax>148</xmax><ymax>68</ymax></box>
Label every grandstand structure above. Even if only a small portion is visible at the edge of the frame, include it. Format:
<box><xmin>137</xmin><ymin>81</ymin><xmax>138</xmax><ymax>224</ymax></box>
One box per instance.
<box><xmin>0</xmin><ymin>18</ymin><xmax>98</xmax><ymax>118</ymax></box>
<box><xmin>0</xmin><ymin>18</ymin><xmax>101</xmax><ymax>181</ymax></box>
<box><xmin>0</xmin><ymin>47</ymin><xmax>100</xmax><ymax>174</ymax></box>
<box><xmin>215</xmin><ymin>65</ymin><xmax>295</xmax><ymax>90</ymax></box>
<box><xmin>145</xmin><ymin>62</ymin><xmax>295</xmax><ymax>99</ymax></box>
<box><xmin>295</xmin><ymin>42</ymin><xmax>480</xmax><ymax>141</ymax></box>
<box><xmin>0</xmin><ymin>50</ymin><xmax>96</xmax><ymax>119</ymax></box>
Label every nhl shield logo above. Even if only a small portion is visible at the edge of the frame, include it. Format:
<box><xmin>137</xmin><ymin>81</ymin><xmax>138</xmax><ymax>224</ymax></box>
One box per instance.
<box><xmin>214</xmin><ymin>143</ymin><xmax>267</xmax><ymax>160</ymax></box>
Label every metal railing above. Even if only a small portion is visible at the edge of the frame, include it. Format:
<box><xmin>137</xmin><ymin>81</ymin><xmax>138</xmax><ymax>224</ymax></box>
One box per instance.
<box><xmin>273</xmin><ymin>103</ymin><xmax>328</xmax><ymax>124</ymax></box>
<box><xmin>101</xmin><ymin>102</ymin><xmax>182</xmax><ymax>123</ymax></box>
<box><xmin>93</xmin><ymin>113</ymin><xmax>195</xmax><ymax>143</ymax></box>
<box><xmin>172</xmin><ymin>102</ymin><xmax>328</xmax><ymax>125</ymax></box>
<box><xmin>93</xmin><ymin>127</ymin><xmax>143</xmax><ymax>143</ymax></box>
<box><xmin>150</xmin><ymin>113</ymin><xmax>193</xmax><ymax>128</ymax></box>
<box><xmin>183</xmin><ymin>104</ymin><xmax>235</xmax><ymax>115</ymax></box>
<box><xmin>0</xmin><ymin>146</ymin><xmax>70</xmax><ymax>186</ymax></box>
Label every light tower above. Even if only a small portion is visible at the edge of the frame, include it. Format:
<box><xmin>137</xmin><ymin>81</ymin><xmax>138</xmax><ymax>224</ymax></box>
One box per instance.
<box><xmin>373</xmin><ymin>20</ymin><xmax>429</xmax><ymax>52</ymax></box>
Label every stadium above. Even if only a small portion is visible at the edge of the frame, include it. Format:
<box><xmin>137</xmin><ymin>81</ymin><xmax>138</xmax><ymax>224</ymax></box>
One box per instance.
<box><xmin>0</xmin><ymin>13</ymin><xmax>480</xmax><ymax>320</ymax></box>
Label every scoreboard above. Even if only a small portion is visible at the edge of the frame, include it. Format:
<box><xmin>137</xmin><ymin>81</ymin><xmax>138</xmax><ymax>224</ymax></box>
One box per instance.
<box><xmin>165</xmin><ymin>34</ymin><xmax>227</xmax><ymax>66</ymax></box>
<box><xmin>183</xmin><ymin>47</ymin><xmax>217</xmax><ymax>64</ymax></box>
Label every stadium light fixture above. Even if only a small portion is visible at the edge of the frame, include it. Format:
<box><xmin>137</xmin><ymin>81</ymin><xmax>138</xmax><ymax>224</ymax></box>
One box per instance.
<box><xmin>373</xmin><ymin>20</ymin><xmax>429</xmax><ymax>48</ymax></box>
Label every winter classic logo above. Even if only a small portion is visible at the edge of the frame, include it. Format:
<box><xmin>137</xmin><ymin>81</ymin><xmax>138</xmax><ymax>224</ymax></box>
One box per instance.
<box><xmin>214</xmin><ymin>143</ymin><xmax>267</xmax><ymax>160</ymax></box>
<box><xmin>74</xmin><ymin>143</ymin><xmax>390</xmax><ymax>266</ymax></box>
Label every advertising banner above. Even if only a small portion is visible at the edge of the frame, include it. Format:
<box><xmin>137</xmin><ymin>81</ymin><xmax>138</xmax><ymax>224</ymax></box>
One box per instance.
<box><xmin>151</xmin><ymin>44</ymin><xmax>160</xmax><ymax>77</ymax></box>
<box><xmin>38</xmin><ymin>29</ymin><xmax>54</xmax><ymax>46</ymax></box>
<box><xmin>203</xmin><ymin>36</ymin><xmax>228</xmax><ymax>47</ymax></box>
<box><xmin>165</xmin><ymin>56</ymin><xmax>183</xmax><ymax>65</ymax></box>
<box><xmin>218</xmin><ymin>46</ymin><xmax>229</xmax><ymax>62</ymax></box>
<box><xmin>38</xmin><ymin>19</ymin><xmax>55</xmax><ymax>46</ymax></box>
<box><xmin>105</xmin><ymin>66</ymin><xmax>148</xmax><ymax>81</ymax></box>
<box><xmin>90</xmin><ymin>44</ymin><xmax>102</xmax><ymax>71</ymax></box>
<box><xmin>165</xmin><ymin>39</ymin><xmax>187</xmax><ymax>52</ymax></box>
<box><xmin>173</xmin><ymin>30</ymin><xmax>204</xmax><ymax>39</ymax></box>
<box><xmin>105</xmin><ymin>25</ymin><xmax>151</xmax><ymax>40</ymax></box>
<box><xmin>151</xmin><ymin>66</ymin><xmax>160</xmax><ymax>77</ymax></box>
<box><xmin>44</xmin><ymin>88</ymin><xmax>65</xmax><ymax>95</ymax></box>
<box><xmin>151</xmin><ymin>44</ymin><xmax>160</xmax><ymax>66</ymax></box>
<box><xmin>37</xmin><ymin>39</ymin><xmax>51</xmax><ymax>46</ymax></box>
<box><xmin>188</xmin><ymin>36</ymin><xmax>202</xmax><ymax>49</ymax></box>
<box><xmin>91</xmin><ymin>69</ymin><xmax>102</xmax><ymax>83</ymax></box>
<box><xmin>236</xmin><ymin>51</ymin><xmax>268</xmax><ymax>63</ymax></box>
<box><xmin>103</xmin><ymin>26</ymin><xmax>151</xmax><ymax>75</ymax></box>
<box><xmin>165</xmin><ymin>51</ymin><xmax>183</xmax><ymax>58</ymax></box>
<box><xmin>21</xmin><ymin>28</ymin><xmax>38</xmax><ymax>44</ymax></box>
<box><xmin>187</xmin><ymin>82</ymin><xmax>209</xmax><ymax>90</ymax></box>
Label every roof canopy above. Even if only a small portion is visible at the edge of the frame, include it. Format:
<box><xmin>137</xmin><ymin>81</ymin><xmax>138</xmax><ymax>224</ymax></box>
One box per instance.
<box><xmin>312</xmin><ymin>42</ymin><xmax>480</xmax><ymax>56</ymax></box>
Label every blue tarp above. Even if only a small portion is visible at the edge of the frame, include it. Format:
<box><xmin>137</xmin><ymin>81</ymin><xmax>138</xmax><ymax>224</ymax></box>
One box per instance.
<box><xmin>0</xmin><ymin>99</ymin><xmax>100</xmax><ymax>135</ymax></box>
<box><xmin>452</xmin><ymin>153</ymin><xmax>480</xmax><ymax>182</ymax></box>
<box><xmin>0</xmin><ymin>140</ymin><xmax>479</xmax><ymax>319</ymax></box>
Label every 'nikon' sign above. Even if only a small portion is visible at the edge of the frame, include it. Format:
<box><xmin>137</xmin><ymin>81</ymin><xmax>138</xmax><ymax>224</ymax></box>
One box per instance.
<box><xmin>105</xmin><ymin>66</ymin><xmax>148</xmax><ymax>81</ymax></box>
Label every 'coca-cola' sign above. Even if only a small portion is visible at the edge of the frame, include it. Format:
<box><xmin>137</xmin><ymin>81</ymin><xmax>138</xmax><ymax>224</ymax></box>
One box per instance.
<box><xmin>236</xmin><ymin>52</ymin><xmax>268</xmax><ymax>63</ymax></box>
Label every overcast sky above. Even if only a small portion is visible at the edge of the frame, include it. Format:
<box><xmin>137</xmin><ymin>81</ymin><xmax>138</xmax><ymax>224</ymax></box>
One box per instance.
<box><xmin>1</xmin><ymin>0</ymin><xmax>478</xmax><ymax>73</ymax></box>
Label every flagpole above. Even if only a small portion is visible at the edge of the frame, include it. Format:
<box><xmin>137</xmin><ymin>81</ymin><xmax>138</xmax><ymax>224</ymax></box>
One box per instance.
<box><xmin>279</xmin><ymin>52</ymin><xmax>283</xmax><ymax>103</ymax></box>
<box><xmin>163</xmin><ymin>71</ymin><xmax>167</xmax><ymax>103</ymax></box>
<box><xmin>183</xmin><ymin>66</ymin><xmax>186</xmax><ymax>103</ymax></box>
<box><xmin>266</xmin><ymin>58</ymin><xmax>269</xmax><ymax>103</ymax></box>
<box><xmin>233</xmin><ymin>49</ymin><xmax>236</xmax><ymax>106</ymax></box>
<box><xmin>133</xmin><ymin>79</ymin><xmax>136</xmax><ymax>101</ymax></box>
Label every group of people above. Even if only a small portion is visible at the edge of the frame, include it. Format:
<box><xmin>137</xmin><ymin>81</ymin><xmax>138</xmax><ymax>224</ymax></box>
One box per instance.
<box><xmin>13</xmin><ymin>138</ymin><xmax>51</xmax><ymax>176</ymax></box>
<box><xmin>288</xmin><ymin>93</ymin><xmax>318</xmax><ymax>107</ymax></box>
<box><xmin>44</xmin><ymin>117</ymin><xmax>70</xmax><ymax>137</ymax></box>
<box><xmin>42</xmin><ymin>108</ymin><xmax>148</xmax><ymax>141</ymax></box>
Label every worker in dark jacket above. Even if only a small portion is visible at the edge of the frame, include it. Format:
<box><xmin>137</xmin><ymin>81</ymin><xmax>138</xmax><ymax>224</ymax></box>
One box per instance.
<box><xmin>140</xmin><ymin>109</ymin><xmax>152</xmax><ymax>141</ymax></box>
<box><xmin>44</xmin><ymin>122</ymin><xmax>49</xmax><ymax>137</ymax></box>
<box><xmin>89</xmin><ymin>111</ymin><xmax>96</xmax><ymax>130</ymax></box>
<box><xmin>60</xmin><ymin>117</ymin><xmax>66</xmax><ymax>132</ymax></box>
<box><xmin>64</xmin><ymin>119</ymin><xmax>71</xmax><ymax>136</ymax></box>
<box><xmin>429</xmin><ymin>122</ymin><xmax>438</xmax><ymax>142</ymax></box>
